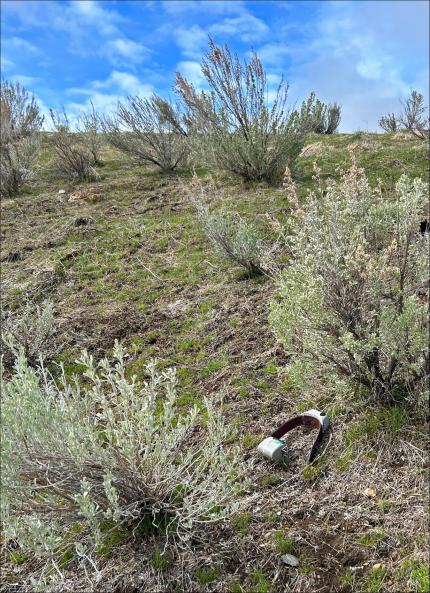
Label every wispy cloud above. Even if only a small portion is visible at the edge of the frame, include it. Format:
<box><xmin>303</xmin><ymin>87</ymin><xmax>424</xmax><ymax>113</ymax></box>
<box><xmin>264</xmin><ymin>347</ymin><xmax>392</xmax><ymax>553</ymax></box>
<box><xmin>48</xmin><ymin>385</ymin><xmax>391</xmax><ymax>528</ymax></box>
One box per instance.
<box><xmin>8</xmin><ymin>36</ymin><xmax>42</xmax><ymax>54</ymax></box>
<box><xmin>176</xmin><ymin>60</ymin><xmax>206</xmax><ymax>88</ymax></box>
<box><xmin>210</xmin><ymin>13</ymin><xmax>269</xmax><ymax>42</ymax></box>
<box><xmin>174</xmin><ymin>25</ymin><xmax>208</xmax><ymax>59</ymax></box>
<box><xmin>162</xmin><ymin>1</ymin><xmax>245</xmax><ymax>15</ymax></box>
<box><xmin>66</xmin><ymin>70</ymin><xmax>154</xmax><ymax>116</ymax></box>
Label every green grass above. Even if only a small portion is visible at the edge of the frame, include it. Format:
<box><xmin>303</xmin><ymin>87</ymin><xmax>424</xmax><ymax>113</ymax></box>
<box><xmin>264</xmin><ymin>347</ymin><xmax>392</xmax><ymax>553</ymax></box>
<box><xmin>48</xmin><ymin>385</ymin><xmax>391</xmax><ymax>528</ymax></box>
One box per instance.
<box><xmin>358</xmin><ymin>565</ymin><xmax>387</xmax><ymax>593</ymax></box>
<box><xmin>232</xmin><ymin>511</ymin><xmax>253</xmax><ymax>535</ymax></box>
<box><xmin>273</xmin><ymin>531</ymin><xmax>296</xmax><ymax>554</ymax></box>
<box><xmin>151</xmin><ymin>548</ymin><xmax>171</xmax><ymax>571</ymax></box>
<box><xmin>357</xmin><ymin>529</ymin><xmax>387</xmax><ymax>549</ymax></box>
<box><xmin>248</xmin><ymin>571</ymin><xmax>270</xmax><ymax>593</ymax></box>
<box><xmin>195</xmin><ymin>567</ymin><xmax>219</xmax><ymax>585</ymax></box>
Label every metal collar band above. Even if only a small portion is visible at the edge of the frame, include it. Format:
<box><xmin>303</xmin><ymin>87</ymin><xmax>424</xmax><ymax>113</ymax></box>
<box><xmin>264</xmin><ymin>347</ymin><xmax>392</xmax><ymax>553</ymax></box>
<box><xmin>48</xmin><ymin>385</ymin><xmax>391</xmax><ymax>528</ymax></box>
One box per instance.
<box><xmin>257</xmin><ymin>409</ymin><xmax>330</xmax><ymax>464</ymax></box>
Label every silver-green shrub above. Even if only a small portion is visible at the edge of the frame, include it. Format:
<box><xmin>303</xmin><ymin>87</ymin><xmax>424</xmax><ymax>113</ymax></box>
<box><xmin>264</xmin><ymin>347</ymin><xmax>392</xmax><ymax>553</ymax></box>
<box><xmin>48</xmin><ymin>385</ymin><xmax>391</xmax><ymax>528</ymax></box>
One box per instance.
<box><xmin>50</xmin><ymin>109</ymin><xmax>98</xmax><ymax>181</ymax></box>
<box><xmin>299</xmin><ymin>92</ymin><xmax>341</xmax><ymax>135</ymax></box>
<box><xmin>0</xmin><ymin>80</ymin><xmax>43</xmax><ymax>197</ymax></box>
<box><xmin>1</xmin><ymin>300</ymin><xmax>58</xmax><ymax>368</ymax></box>
<box><xmin>194</xmin><ymin>196</ymin><xmax>265</xmax><ymax>276</ymax></box>
<box><xmin>77</xmin><ymin>101</ymin><xmax>103</xmax><ymax>165</ymax></box>
<box><xmin>270</xmin><ymin>163</ymin><xmax>429</xmax><ymax>403</ymax></box>
<box><xmin>176</xmin><ymin>38</ymin><xmax>311</xmax><ymax>184</ymax></box>
<box><xmin>379</xmin><ymin>113</ymin><xmax>398</xmax><ymax>133</ymax></box>
<box><xmin>1</xmin><ymin>342</ymin><xmax>247</xmax><ymax>586</ymax></box>
<box><xmin>102</xmin><ymin>94</ymin><xmax>190</xmax><ymax>173</ymax></box>
<box><xmin>379</xmin><ymin>90</ymin><xmax>429</xmax><ymax>141</ymax></box>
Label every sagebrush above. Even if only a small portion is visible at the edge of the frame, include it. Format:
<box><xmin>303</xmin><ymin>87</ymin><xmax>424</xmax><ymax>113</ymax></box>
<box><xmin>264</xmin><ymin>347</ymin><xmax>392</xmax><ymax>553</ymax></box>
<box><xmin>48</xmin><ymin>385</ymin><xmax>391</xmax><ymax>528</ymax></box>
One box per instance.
<box><xmin>50</xmin><ymin>109</ymin><xmax>98</xmax><ymax>181</ymax></box>
<box><xmin>176</xmin><ymin>38</ymin><xmax>311</xmax><ymax>184</ymax></box>
<box><xmin>102</xmin><ymin>94</ymin><xmax>189</xmax><ymax>172</ymax></box>
<box><xmin>1</xmin><ymin>342</ymin><xmax>247</xmax><ymax>587</ymax></box>
<box><xmin>1</xmin><ymin>300</ymin><xmax>58</xmax><ymax>369</ymax></box>
<box><xmin>270</xmin><ymin>163</ymin><xmax>429</xmax><ymax>403</ymax></box>
<box><xmin>379</xmin><ymin>90</ymin><xmax>429</xmax><ymax>141</ymax></box>
<box><xmin>77</xmin><ymin>101</ymin><xmax>103</xmax><ymax>165</ymax></box>
<box><xmin>193</xmin><ymin>194</ymin><xmax>266</xmax><ymax>276</ymax></box>
<box><xmin>0</xmin><ymin>80</ymin><xmax>43</xmax><ymax>197</ymax></box>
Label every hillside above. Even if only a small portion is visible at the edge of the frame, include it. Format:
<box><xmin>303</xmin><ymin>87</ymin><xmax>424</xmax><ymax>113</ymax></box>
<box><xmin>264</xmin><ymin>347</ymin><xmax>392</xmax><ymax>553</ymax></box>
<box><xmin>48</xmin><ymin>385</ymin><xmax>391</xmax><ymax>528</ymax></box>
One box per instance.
<box><xmin>1</xmin><ymin>132</ymin><xmax>429</xmax><ymax>593</ymax></box>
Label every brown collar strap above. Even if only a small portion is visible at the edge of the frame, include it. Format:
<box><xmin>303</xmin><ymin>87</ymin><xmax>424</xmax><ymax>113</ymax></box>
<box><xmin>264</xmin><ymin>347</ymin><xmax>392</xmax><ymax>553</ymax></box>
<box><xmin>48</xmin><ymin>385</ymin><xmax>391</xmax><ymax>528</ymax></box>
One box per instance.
<box><xmin>270</xmin><ymin>409</ymin><xmax>330</xmax><ymax>463</ymax></box>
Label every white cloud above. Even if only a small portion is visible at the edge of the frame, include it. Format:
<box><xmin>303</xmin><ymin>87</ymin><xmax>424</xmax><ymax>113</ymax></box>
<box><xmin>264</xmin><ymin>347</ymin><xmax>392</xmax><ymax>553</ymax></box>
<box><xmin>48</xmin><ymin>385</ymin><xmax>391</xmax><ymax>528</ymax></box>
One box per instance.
<box><xmin>210</xmin><ymin>14</ymin><xmax>269</xmax><ymax>42</ymax></box>
<box><xmin>174</xmin><ymin>25</ymin><xmax>207</xmax><ymax>58</ymax></box>
<box><xmin>176</xmin><ymin>61</ymin><xmax>206</xmax><ymax>89</ymax></box>
<box><xmin>162</xmin><ymin>1</ymin><xmax>245</xmax><ymax>15</ymax></box>
<box><xmin>10</xmin><ymin>75</ymin><xmax>40</xmax><ymax>86</ymax></box>
<box><xmin>68</xmin><ymin>0</ymin><xmax>122</xmax><ymax>36</ymax></box>
<box><xmin>256</xmin><ymin>43</ymin><xmax>292</xmax><ymax>65</ymax></box>
<box><xmin>0</xmin><ymin>56</ymin><xmax>15</xmax><ymax>71</ymax></box>
<box><xmin>255</xmin><ymin>0</ymin><xmax>428</xmax><ymax>131</ymax></box>
<box><xmin>8</xmin><ymin>36</ymin><xmax>41</xmax><ymax>54</ymax></box>
<box><xmin>102</xmin><ymin>38</ymin><xmax>151</xmax><ymax>65</ymax></box>
<box><xmin>65</xmin><ymin>70</ymin><xmax>154</xmax><ymax>118</ymax></box>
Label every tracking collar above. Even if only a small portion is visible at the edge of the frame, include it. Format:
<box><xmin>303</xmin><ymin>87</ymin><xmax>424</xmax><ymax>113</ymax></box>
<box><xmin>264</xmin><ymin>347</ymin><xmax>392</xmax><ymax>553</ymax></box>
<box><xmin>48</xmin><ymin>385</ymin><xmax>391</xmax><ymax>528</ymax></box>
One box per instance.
<box><xmin>257</xmin><ymin>409</ymin><xmax>330</xmax><ymax>464</ymax></box>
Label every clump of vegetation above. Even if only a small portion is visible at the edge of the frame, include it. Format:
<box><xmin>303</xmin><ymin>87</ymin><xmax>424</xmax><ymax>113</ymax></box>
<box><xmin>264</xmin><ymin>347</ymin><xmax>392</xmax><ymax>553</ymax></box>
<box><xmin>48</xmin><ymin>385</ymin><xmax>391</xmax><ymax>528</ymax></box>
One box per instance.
<box><xmin>0</xmin><ymin>80</ymin><xmax>43</xmax><ymax>197</ymax></box>
<box><xmin>50</xmin><ymin>109</ymin><xmax>98</xmax><ymax>181</ymax></box>
<box><xmin>379</xmin><ymin>90</ymin><xmax>429</xmax><ymax>141</ymax></box>
<box><xmin>176</xmin><ymin>38</ymin><xmax>311</xmax><ymax>184</ymax></box>
<box><xmin>1</xmin><ymin>342</ymin><xmax>247</xmax><ymax>586</ymax></box>
<box><xmin>193</xmin><ymin>195</ymin><xmax>266</xmax><ymax>276</ymax></box>
<box><xmin>1</xmin><ymin>300</ymin><xmax>58</xmax><ymax>369</ymax></box>
<box><xmin>77</xmin><ymin>101</ymin><xmax>103</xmax><ymax>165</ymax></box>
<box><xmin>102</xmin><ymin>94</ymin><xmax>189</xmax><ymax>173</ymax></box>
<box><xmin>378</xmin><ymin>113</ymin><xmax>398</xmax><ymax>133</ymax></box>
<box><xmin>270</xmin><ymin>162</ymin><xmax>429</xmax><ymax>403</ymax></box>
<box><xmin>301</xmin><ymin>92</ymin><xmax>341</xmax><ymax>135</ymax></box>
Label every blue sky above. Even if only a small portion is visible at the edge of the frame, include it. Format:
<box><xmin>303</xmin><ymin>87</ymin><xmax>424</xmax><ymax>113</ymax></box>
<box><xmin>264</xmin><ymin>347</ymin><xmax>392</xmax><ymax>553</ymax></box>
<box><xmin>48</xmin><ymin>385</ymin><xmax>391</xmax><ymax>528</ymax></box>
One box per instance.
<box><xmin>1</xmin><ymin>0</ymin><xmax>429</xmax><ymax>131</ymax></box>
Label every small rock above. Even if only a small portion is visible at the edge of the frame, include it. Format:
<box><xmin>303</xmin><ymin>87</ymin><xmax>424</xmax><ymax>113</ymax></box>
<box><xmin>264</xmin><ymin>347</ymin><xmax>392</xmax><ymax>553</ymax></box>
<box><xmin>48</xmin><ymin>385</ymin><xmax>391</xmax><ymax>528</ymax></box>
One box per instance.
<box><xmin>363</xmin><ymin>487</ymin><xmax>377</xmax><ymax>498</ymax></box>
<box><xmin>281</xmin><ymin>554</ymin><xmax>299</xmax><ymax>567</ymax></box>
<box><xmin>58</xmin><ymin>189</ymin><xmax>66</xmax><ymax>195</ymax></box>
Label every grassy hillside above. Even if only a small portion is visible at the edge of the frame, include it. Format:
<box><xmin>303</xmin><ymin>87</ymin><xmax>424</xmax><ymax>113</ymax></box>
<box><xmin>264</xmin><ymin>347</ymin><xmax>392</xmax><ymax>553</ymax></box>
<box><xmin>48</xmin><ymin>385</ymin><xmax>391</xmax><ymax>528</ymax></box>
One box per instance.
<box><xmin>1</xmin><ymin>132</ymin><xmax>429</xmax><ymax>593</ymax></box>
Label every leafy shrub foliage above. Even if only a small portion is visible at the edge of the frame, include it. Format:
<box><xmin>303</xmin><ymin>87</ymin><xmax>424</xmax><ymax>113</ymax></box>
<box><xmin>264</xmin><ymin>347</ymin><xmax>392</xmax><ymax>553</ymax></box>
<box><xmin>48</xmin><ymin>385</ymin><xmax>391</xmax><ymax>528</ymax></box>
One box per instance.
<box><xmin>1</xmin><ymin>343</ymin><xmax>246</xmax><ymax>585</ymax></box>
<box><xmin>50</xmin><ymin>109</ymin><xmax>98</xmax><ymax>181</ymax></box>
<box><xmin>102</xmin><ymin>94</ymin><xmax>189</xmax><ymax>172</ymax></box>
<box><xmin>176</xmin><ymin>38</ymin><xmax>311</xmax><ymax>184</ymax></box>
<box><xmin>1</xmin><ymin>300</ymin><xmax>58</xmax><ymax>369</ymax></box>
<box><xmin>270</xmin><ymin>163</ymin><xmax>429</xmax><ymax>403</ymax></box>
<box><xmin>0</xmin><ymin>80</ymin><xmax>43</xmax><ymax>197</ymax></box>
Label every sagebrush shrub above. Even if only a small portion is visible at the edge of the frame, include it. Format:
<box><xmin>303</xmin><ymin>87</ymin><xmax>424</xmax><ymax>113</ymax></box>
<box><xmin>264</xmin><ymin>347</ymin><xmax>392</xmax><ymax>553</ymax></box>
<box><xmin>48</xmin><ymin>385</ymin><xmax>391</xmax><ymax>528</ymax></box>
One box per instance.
<box><xmin>379</xmin><ymin>90</ymin><xmax>429</xmax><ymax>141</ymax></box>
<box><xmin>270</xmin><ymin>163</ymin><xmax>429</xmax><ymax>403</ymax></box>
<box><xmin>1</xmin><ymin>300</ymin><xmax>58</xmax><ymax>369</ymax></box>
<box><xmin>77</xmin><ymin>101</ymin><xmax>103</xmax><ymax>165</ymax></box>
<box><xmin>50</xmin><ymin>109</ymin><xmax>98</xmax><ymax>181</ymax></box>
<box><xmin>0</xmin><ymin>80</ymin><xmax>43</xmax><ymax>197</ymax></box>
<box><xmin>194</xmin><ymin>196</ymin><xmax>265</xmax><ymax>276</ymax></box>
<box><xmin>1</xmin><ymin>342</ymin><xmax>247</xmax><ymax>586</ymax></box>
<box><xmin>102</xmin><ymin>94</ymin><xmax>189</xmax><ymax>172</ymax></box>
<box><xmin>379</xmin><ymin>113</ymin><xmax>398</xmax><ymax>133</ymax></box>
<box><xmin>176</xmin><ymin>38</ymin><xmax>311</xmax><ymax>184</ymax></box>
<box><xmin>300</xmin><ymin>92</ymin><xmax>341</xmax><ymax>135</ymax></box>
